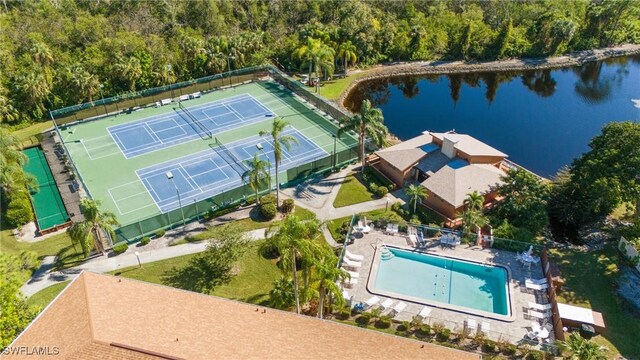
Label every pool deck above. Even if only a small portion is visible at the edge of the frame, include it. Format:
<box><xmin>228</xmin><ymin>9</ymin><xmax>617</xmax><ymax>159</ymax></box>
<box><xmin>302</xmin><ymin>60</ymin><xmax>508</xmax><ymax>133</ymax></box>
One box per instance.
<box><xmin>343</xmin><ymin>230</ymin><xmax>550</xmax><ymax>345</ymax></box>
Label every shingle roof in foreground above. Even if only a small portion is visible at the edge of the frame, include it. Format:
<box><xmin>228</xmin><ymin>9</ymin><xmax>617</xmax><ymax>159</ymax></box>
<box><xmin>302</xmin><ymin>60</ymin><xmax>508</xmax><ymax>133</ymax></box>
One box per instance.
<box><xmin>8</xmin><ymin>272</ymin><xmax>480</xmax><ymax>360</ymax></box>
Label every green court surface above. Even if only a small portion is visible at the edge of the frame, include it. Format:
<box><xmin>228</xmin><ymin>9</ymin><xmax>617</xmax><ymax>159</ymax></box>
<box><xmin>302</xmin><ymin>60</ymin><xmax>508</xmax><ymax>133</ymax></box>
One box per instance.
<box><xmin>62</xmin><ymin>81</ymin><xmax>357</xmax><ymax>235</ymax></box>
<box><xmin>23</xmin><ymin>147</ymin><xmax>70</xmax><ymax>230</ymax></box>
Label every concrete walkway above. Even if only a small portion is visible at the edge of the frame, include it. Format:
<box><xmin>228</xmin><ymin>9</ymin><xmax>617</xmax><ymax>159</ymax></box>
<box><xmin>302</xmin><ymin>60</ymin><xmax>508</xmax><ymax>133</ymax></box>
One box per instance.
<box><xmin>21</xmin><ymin>228</ymin><xmax>266</xmax><ymax>297</ymax></box>
<box><xmin>22</xmin><ymin>165</ymin><xmax>402</xmax><ymax>297</ymax></box>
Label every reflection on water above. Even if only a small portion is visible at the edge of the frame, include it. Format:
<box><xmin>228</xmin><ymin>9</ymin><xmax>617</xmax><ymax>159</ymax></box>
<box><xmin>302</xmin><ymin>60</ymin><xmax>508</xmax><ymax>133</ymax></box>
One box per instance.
<box><xmin>345</xmin><ymin>55</ymin><xmax>640</xmax><ymax>176</ymax></box>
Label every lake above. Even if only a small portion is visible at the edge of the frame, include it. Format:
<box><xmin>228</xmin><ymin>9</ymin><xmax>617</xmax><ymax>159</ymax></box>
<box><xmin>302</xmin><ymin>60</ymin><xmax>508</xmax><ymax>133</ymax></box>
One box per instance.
<box><xmin>345</xmin><ymin>55</ymin><xmax>640</xmax><ymax>177</ymax></box>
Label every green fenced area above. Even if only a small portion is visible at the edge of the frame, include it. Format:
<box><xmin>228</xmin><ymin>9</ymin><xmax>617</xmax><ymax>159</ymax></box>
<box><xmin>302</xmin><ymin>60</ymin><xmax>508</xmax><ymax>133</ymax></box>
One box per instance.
<box><xmin>22</xmin><ymin>146</ymin><xmax>70</xmax><ymax>231</ymax></box>
<box><xmin>59</xmin><ymin>78</ymin><xmax>358</xmax><ymax>243</ymax></box>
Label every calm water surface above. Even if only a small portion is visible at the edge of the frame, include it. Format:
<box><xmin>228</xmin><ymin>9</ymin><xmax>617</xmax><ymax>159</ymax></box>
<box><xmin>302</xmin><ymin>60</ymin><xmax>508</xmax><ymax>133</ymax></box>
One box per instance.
<box><xmin>345</xmin><ymin>56</ymin><xmax>640</xmax><ymax>177</ymax></box>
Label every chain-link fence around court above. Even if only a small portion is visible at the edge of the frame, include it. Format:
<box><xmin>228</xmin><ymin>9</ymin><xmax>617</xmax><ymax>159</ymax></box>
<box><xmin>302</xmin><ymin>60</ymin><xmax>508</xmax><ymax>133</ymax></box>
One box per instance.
<box><xmin>50</xmin><ymin>64</ymin><xmax>359</xmax><ymax>244</ymax></box>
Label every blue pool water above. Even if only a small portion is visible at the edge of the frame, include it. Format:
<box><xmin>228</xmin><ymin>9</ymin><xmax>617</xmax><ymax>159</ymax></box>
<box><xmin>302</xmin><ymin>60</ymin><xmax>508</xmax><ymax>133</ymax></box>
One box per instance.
<box><xmin>373</xmin><ymin>249</ymin><xmax>510</xmax><ymax>316</ymax></box>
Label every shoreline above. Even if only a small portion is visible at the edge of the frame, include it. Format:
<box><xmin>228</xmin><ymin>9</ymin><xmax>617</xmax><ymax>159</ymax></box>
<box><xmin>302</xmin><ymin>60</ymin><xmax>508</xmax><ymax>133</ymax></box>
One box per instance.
<box><xmin>336</xmin><ymin>43</ymin><xmax>640</xmax><ymax>112</ymax></box>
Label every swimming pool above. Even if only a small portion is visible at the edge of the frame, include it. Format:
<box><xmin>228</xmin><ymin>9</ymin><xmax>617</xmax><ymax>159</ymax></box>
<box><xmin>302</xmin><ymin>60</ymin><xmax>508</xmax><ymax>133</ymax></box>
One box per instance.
<box><xmin>368</xmin><ymin>247</ymin><xmax>513</xmax><ymax>321</ymax></box>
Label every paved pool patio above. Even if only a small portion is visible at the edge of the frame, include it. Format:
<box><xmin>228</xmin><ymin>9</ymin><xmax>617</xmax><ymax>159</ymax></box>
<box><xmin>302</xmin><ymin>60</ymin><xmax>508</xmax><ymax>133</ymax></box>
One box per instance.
<box><xmin>341</xmin><ymin>229</ymin><xmax>552</xmax><ymax>345</ymax></box>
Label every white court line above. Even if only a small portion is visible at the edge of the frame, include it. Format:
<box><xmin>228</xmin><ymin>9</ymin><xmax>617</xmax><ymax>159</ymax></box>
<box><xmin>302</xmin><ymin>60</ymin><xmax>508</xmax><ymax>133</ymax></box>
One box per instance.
<box><xmin>179</xmin><ymin>164</ymin><xmax>202</xmax><ymax>193</ymax></box>
<box><xmin>108</xmin><ymin>187</ymin><xmax>128</xmax><ymax>215</ymax></box>
<box><xmin>144</xmin><ymin>123</ymin><xmax>164</xmax><ymax>144</ymax></box>
<box><xmin>79</xmin><ymin>139</ymin><xmax>94</xmax><ymax>161</ymax></box>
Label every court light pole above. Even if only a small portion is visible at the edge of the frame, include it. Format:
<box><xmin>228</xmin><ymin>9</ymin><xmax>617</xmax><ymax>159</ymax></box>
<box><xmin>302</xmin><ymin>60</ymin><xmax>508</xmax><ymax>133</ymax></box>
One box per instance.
<box><xmin>99</xmin><ymin>84</ymin><xmax>108</xmax><ymax>115</ymax></box>
<box><xmin>134</xmin><ymin>251</ymin><xmax>142</xmax><ymax>268</ymax></box>
<box><xmin>227</xmin><ymin>54</ymin><xmax>235</xmax><ymax>87</ymax></box>
<box><xmin>166</xmin><ymin>171</ymin><xmax>186</xmax><ymax>229</ymax></box>
<box><xmin>332</xmin><ymin>134</ymin><xmax>338</xmax><ymax>171</ymax></box>
<box><xmin>256</xmin><ymin>143</ymin><xmax>272</xmax><ymax>192</ymax></box>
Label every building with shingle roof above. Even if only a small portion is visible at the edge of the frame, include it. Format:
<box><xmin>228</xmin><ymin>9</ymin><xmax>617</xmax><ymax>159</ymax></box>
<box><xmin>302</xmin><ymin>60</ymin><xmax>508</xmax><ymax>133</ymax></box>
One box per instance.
<box><xmin>6</xmin><ymin>272</ymin><xmax>480</xmax><ymax>360</ymax></box>
<box><xmin>370</xmin><ymin>130</ymin><xmax>509</xmax><ymax>219</ymax></box>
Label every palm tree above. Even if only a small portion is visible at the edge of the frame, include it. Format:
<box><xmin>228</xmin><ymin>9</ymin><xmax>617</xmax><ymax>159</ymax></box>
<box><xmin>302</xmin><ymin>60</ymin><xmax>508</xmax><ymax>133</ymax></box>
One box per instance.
<box><xmin>242</xmin><ymin>153</ymin><xmax>270</xmax><ymax>204</ymax></box>
<box><xmin>338</xmin><ymin>99</ymin><xmax>388</xmax><ymax>169</ymax></box>
<box><xmin>559</xmin><ymin>332</ymin><xmax>607</xmax><ymax>360</ymax></box>
<box><xmin>293</xmin><ymin>37</ymin><xmax>320</xmax><ymax>84</ymax></box>
<box><xmin>69</xmin><ymin>65</ymin><xmax>100</xmax><ymax>103</ymax></box>
<box><xmin>16</xmin><ymin>71</ymin><xmax>52</xmax><ymax>117</ymax></box>
<box><xmin>311</xmin><ymin>256</ymin><xmax>348</xmax><ymax>318</ymax></box>
<box><xmin>406</xmin><ymin>184</ymin><xmax>428</xmax><ymax>213</ymax></box>
<box><xmin>269</xmin><ymin>276</ymin><xmax>296</xmax><ymax>310</ymax></box>
<box><xmin>30</xmin><ymin>41</ymin><xmax>53</xmax><ymax>68</ymax></box>
<box><xmin>337</xmin><ymin>41</ymin><xmax>357</xmax><ymax>74</ymax></box>
<box><xmin>67</xmin><ymin>199</ymin><xmax>119</xmax><ymax>257</ymax></box>
<box><xmin>259</xmin><ymin>118</ymin><xmax>298</xmax><ymax>207</ymax></box>
<box><xmin>464</xmin><ymin>191</ymin><xmax>484</xmax><ymax>211</ymax></box>
<box><xmin>114</xmin><ymin>56</ymin><xmax>143</xmax><ymax>92</ymax></box>
<box><xmin>0</xmin><ymin>85</ymin><xmax>20</xmax><ymax>123</ymax></box>
<box><xmin>263</xmin><ymin>215</ymin><xmax>322</xmax><ymax>314</ymax></box>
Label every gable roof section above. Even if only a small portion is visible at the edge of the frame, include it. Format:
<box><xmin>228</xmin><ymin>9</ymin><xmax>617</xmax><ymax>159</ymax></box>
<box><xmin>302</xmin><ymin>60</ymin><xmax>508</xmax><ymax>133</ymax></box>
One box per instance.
<box><xmin>376</xmin><ymin>148</ymin><xmax>427</xmax><ymax>171</ymax></box>
<box><xmin>8</xmin><ymin>272</ymin><xmax>480</xmax><ymax>360</ymax></box>
<box><xmin>421</xmin><ymin>163</ymin><xmax>505</xmax><ymax>208</ymax></box>
<box><xmin>430</xmin><ymin>133</ymin><xmax>507</xmax><ymax>158</ymax></box>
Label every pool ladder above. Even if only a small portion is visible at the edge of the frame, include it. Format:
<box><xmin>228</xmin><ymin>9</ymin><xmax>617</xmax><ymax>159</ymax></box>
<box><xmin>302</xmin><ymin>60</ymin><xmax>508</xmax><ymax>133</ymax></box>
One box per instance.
<box><xmin>377</xmin><ymin>238</ymin><xmax>394</xmax><ymax>260</ymax></box>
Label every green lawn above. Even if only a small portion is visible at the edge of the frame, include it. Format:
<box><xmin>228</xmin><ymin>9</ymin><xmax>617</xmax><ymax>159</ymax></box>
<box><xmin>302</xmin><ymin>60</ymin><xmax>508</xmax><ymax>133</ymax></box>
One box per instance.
<box><xmin>551</xmin><ymin>245</ymin><xmax>640</xmax><ymax>359</ymax></box>
<box><xmin>0</xmin><ymin>231</ymin><xmax>84</xmax><ymax>270</ymax></box>
<box><xmin>27</xmin><ymin>281</ymin><xmax>71</xmax><ymax>310</ymax></box>
<box><xmin>333</xmin><ymin>172</ymin><xmax>376</xmax><ymax>208</ymax></box>
<box><xmin>5</xmin><ymin>121</ymin><xmax>54</xmax><ymax>147</ymax></box>
<box><xmin>110</xmin><ymin>241</ymin><xmax>281</xmax><ymax>305</ymax></box>
<box><xmin>327</xmin><ymin>209</ymin><xmax>388</xmax><ymax>241</ymax></box>
<box><xmin>317</xmin><ymin>72</ymin><xmax>369</xmax><ymax>100</ymax></box>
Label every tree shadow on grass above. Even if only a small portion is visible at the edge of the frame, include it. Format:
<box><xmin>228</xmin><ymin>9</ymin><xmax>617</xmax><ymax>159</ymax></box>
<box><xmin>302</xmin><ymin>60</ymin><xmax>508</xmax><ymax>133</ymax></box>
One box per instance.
<box><xmin>551</xmin><ymin>246</ymin><xmax>640</xmax><ymax>358</ymax></box>
<box><xmin>53</xmin><ymin>244</ymin><xmax>85</xmax><ymax>270</ymax></box>
<box><xmin>243</xmin><ymin>293</ymin><xmax>270</xmax><ymax>306</ymax></box>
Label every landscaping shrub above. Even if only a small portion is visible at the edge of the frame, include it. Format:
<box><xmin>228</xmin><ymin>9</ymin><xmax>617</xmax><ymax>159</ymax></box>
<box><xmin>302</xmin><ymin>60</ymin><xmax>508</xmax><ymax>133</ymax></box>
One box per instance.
<box><xmin>139</xmin><ymin>236</ymin><xmax>150</xmax><ymax>246</ymax></box>
<box><xmin>355</xmin><ymin>312</ymin><xmax>371</xmax><ymax>326</ymax></box>
<box><xmin>499</xmin><ymin>343</ymin><xmax>517</xmax><ymax>356</ymax></box>
<box><xmin>374</xmin><ymin>317</ymin><xmax>392</xmax><ymax>329</ymax></box>
<box><xmin>397</xmin><ymin>321</ymin><xmax>410</xmax><ymax>332</ymax></box>
<box><xmin>154</xmin><ymin>229</ymin><xmax>166</xmax><ymax>238</ymax></box>
<box><xmin>281</xmin><ymin>199</ymin><xmax>294</xmax><ymax>213</ymax></box>
<box><xmin>260</xmin><ymin>194</ymin><xmax>276</xmax><ymax>205</ymax></box>
<box><xmin>375</xmin><ymin>185</ymin><xmax>388</xmax><ymax>197</ymax></box>
<box><xmin>482</xmin><ymin>339</ymin><xmax>497</xmax><ymax>353</ymax></box>
<box><xmin>369</xmin><ymin>182</ymin><xmax>379</xmax><ymax>193</ymax></box>
<box><xmin>525</xmin><ymin>350</ymin><xmax>544</xmax><ymax>360</ymax></box>
<box><xmin>260</xmin><ymin>202</ymin><xmax>277</xmax><ymax>220</ymax></box>
<box><xmin>6</xmin><ymin>197</ymin><xmax>33</xmax><ymax>227</ymax></box>
<box><xmin>337</xmin><ymin>307</ymin><xmax>351</xmax><ymax>320</ymax></box>
<box><xmin>112</xmin><ymin>242</ymin><xmax>128</xmax><ymax>254</ymax></box>
<box><xmin>418</xmin><ymin>324</ymin><xmax>431</xmax><ymax>337</ymax></box>
<box><xmin>436</xmin><ymin>327</ymin><xmax>451</xmax><ymax>342</ymax></box>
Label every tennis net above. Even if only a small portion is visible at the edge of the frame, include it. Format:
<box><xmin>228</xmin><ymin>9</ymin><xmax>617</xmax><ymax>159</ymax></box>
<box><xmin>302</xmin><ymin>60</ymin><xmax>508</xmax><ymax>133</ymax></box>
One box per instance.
<box><xmin>179</xmin><ymin>101</ymin><xmax>212</xmax><ymax>138</ymax></box>
<box><xmin>213</xmin><ymin>138</ymin><xmax>249</xmax><ymax>176</ymax></box>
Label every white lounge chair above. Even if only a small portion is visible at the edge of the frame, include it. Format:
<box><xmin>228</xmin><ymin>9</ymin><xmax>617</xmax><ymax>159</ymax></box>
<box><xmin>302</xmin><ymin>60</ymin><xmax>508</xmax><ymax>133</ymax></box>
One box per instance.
<box><xmin>480</xmin><ymin>322</ymin><xmax>490</xmax><ymax>334</ymax></box>
<box><xmin>465</xmin><ymin>318</ymin><xmax>477</xmax><ymax>332</ymax></box>
<box><xmin>342</xmin><ymin>257</ymin><xmax>362</xmax><ymax>269</ymax></box>
<box><xmin>365</xmin><ymin>296</ymin><xmax>380</xmax><ymax>308</ymax></box>
<box><xmin>418</xmin><ymin>306</ymin><xmax>432</xmax><ymax>320</ymax></box>
<box><xmin>527</xmin><ymin>310</ymin><xmax>551</xmax><ymax>320</ymax></box>
<box><xmin>392</xmin><ymin>224</ymin><xmax>399</xmax><ymax>234</ymax></box>
<box><xmin>380</xmin><ymin>298</ymin><xmax>395</xmax><ymax>310</ymax></box>
<box><xmin>385</xmin><ymin>224</ymin><xmax>394</xmax><ymax>234</ymax></box>
<box><xmin>525</xmin><ymin>279</ymin><xmax>549</xmax><ymax>291</ymax></box>
<box><xmin>342</xmin><ymin>277</ymin><xmax>358</xmax><ymax>288</ymax></box>
<box><xmin>408</xmin><ymin>234</ymin><xmax>418</xmax><ymax>247</ymax></box>
<box><xmin>528</xmin><ymin>302</ymin><xmax>552</xmax><ymax>311</ymax></box>
<box><xmin>345</xmin><ymin>270</ymin><xmax>360</xmax><ymax>279</ymax></box>
<box><xmin>389</xmin><ymin>301</ymin><xmax>407</xmax><ymax>316</ymax></box>
<box><xmin>528</xmin><ymin>278</ymin><xmax>548</xmax><ymax>285</ymax></box>
<box><xmin>345</xmin><ymin>249</ymin><xmax>364</xmax><ymax>261</ymax></box>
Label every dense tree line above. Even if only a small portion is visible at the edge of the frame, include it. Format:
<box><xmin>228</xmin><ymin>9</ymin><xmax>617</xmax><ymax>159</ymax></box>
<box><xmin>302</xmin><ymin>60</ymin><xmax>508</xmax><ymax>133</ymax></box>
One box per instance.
<box><xmin>0</xmin><ymin>0</ymin><xmax>639</xmax><ymax>125</ymax></box>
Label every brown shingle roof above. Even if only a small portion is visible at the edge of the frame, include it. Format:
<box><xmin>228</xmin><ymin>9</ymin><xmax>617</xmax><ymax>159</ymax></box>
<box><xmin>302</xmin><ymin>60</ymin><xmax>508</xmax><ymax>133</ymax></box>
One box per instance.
<box><xmin>421</xmin><ymin>163</ymin><xmax>505</xmax><ymax>208</ymax></box>
<box><xmin>376</xmin><ymin>148</ymin><xmax>427</xmax><ymax>171</ymax></box>
<box><xmin>430</xmin><ymin>133</ymin><xmax>507</xmax><ymax>158</ymax></box>
<box><xmin>7</xmin><ymin>272</ymin><xmax>479</xmax><ymax>360</ymax></box>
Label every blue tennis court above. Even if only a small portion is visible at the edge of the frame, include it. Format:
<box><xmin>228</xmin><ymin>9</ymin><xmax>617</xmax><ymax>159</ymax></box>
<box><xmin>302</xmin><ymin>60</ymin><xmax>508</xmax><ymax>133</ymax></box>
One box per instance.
<box><xmin>135</xmin><ymin>127</ymin><xmax>327</xmax><ymax>213</ymax></box>
<box><xmin>108</xmin><ymin>94</ymin><xmax>274</xmax><ymax>158</ymax></box>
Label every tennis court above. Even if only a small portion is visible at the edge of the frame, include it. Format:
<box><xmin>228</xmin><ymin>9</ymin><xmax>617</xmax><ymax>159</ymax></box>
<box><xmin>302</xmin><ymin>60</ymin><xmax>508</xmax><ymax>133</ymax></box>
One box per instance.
<box><xmin>23</xmin><ymin>147</ymin><xmax>70</xmax><ymax>230</ymax></box>
<box><xmin>111</xmin><ymin>127</ymin><xmax>326</xmax><ymax>213</ymax></box>
<box><xmin>108</xmin><ymin>94</ymin><xmax>274</xmax><ymax>158</ymax></box>
<box><xmin>61</xmin><ymin>80</ymin><xmax>358</xmax><ymax>241</ymax></box>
